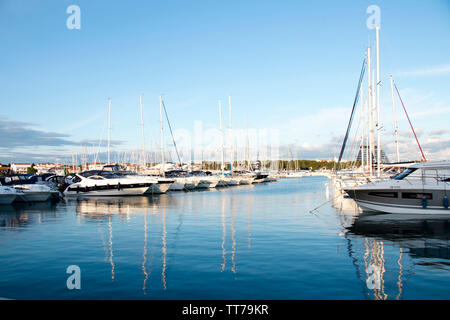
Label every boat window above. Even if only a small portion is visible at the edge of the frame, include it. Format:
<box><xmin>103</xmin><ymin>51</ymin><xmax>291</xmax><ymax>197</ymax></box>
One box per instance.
<box><xmin>402</xmin><ymin>192</ymin><xmax>433</xmax><ymax>200</ymax></box>
<box><xmin>80</xmin><ymin>171</ymin><xmax>101</xmax><ymax>178</ymax></box>
<box><xmin>99</xmin><ymin>172</ymin><xmax>119</xmax><ymax>179</ymax></box>
<box><xmin>368</xmin><ymin>192</ymin><xmax>398</xmax><ymax>198</ymax></box>
<box><xmin>89</xmin><ymin>176</ymin><xmax>105</xmax><ymax>180</ymax></box>
<box><xmin>392</xmin><ymin>168</ymin><xmax>418</xmax><ymax>180</ymax></box>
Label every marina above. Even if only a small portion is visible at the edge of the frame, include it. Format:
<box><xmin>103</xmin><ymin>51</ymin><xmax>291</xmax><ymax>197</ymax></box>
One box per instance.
<box><xmin>1</xmin><ymin>176</ymin><xmax>450</xmax><ymax>300</ymax></box>
<box><xmin>0</xmin><ymin>1</ymin><xmax>449</xmax><ymax>304</ymax></box>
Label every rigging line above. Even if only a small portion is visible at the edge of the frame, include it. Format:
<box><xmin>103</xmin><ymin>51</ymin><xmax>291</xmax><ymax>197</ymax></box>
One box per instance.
<box><xmin>161</xmin><ymin>99</ymin><xmax>183</xmax><ymax>166</ymax></box>
<box><xmin>348</xmin><ymin>109</ymin><xmax>363</xmax><ymax>170</ymax></box>
<box><xmin>309</xmin><ymin>193</ymin><xmax>343</xmax><ymax>214</ymax></box>
<box><xmin>337</xmin><ymin>59</ymin><xmax>366</xmax><ymax>171</ymax></box>
<box><xmin>393</xmin><ymin>81</ymin><xmax>427</xmax><ymax>161</ymax></box>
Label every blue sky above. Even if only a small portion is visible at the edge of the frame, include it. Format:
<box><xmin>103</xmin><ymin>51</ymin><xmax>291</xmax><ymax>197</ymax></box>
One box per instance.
<box><xmin>0</xmin><ymin>0</ymin><xmax>449</xmax><ymax>163</ymax></box>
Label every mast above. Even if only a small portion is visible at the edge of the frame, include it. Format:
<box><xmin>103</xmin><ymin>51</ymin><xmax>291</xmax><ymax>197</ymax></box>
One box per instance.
<box><xmin>246</xmin><ymin>117</ymin><xmax>250</xmax><ymax>171</ymax></box>
<box><xmin>107</xmin><ymin>98</ymin><xmax>111</xmax><ymax>165</ymax></box>
<box><xmin>375</xmin><ymin>26</ymin><xmax>381</xmax><ymax>177</ymax></box>
<box><xmin>367</xmin><ymin>46</ymin><xmax>373</xmax><ymax>176</ymax></box>
<box><xmin>140</xmin><ymin>94</ymin><xmax>146</xmax><ymax>169</ymax></box>
<box><xmin>159</xmin><ymin>96</ymin><xmax>165</xmax><ymax>177</ymax></box>
<box><xmin>390</xmin><ymin>75</ymin><xmax>400</xmax><ymax>163</ymax></box>
<box><xmin>365</xmin><ymin>96</ymin><xmax>369</xmax><ymax>173</ymax></box>
<box><xmin>219</xmin><ymin>100</ymin><xmax>225</xmax><ymax>176</ymax></box>
<box><xmin>360</xmin><ymin>84</ymin><xmax>365</xmax><ymax>173</ymax></box>
<box><xmin>228</xmin><ymin>96</ymin><xmax>233</xmax><ymax>173</ymax></box>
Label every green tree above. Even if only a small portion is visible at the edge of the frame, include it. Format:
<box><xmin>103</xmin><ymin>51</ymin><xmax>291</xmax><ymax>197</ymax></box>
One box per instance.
<box><xmin>27</xmin><ymin>163</ymin><xmax>37</xmax><ymax>174</ymax></box>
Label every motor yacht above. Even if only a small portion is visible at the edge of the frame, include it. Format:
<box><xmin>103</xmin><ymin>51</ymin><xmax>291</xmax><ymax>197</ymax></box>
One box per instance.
<box><xmin>344</xmin><ymin>161</ymin><xmax>450</xmax><ymax>214</ymax></box>
<box><xmin>64</xmin><ymin>170</ymin><xmax>153</xmax><ymax>197</ymax></box>
<box><xmin>102</xmin><ymin>165</ymin><xmax>173</xmax><ymax>194</ymax></box>
<box><xmin>0</xmin><ymin>185</ymin><xmax>24</xmax><ymax>204</ymax></box>
<box><xmin>0</xmin><ymin>175</ymin><xmax>53</xmax><ymax>202</ymax></box>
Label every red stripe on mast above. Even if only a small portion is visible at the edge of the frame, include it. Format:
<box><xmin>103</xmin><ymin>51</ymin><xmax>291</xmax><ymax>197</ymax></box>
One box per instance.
<box><xmin>393</xmin><ymin>82</ymin><xmax>427</xmax><ymax>161</ymax></box>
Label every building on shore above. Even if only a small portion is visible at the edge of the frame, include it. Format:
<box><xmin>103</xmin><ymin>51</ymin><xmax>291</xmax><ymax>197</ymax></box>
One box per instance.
<box><xmin>356</xmin><ymin>146</ymin><xmax>389</xmax><ymax>164</ymax></box>
<box><xmin>10</xmin><ymin>163</ymin><xmax>32</xmax><ymax>174</ymax></box>
<box><xmin>85</xmin><ymin>162</ymin><xmax>106</xmax><ymax>171</ymax></box>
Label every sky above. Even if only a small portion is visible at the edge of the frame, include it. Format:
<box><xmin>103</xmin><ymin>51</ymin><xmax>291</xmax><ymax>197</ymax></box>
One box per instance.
<box><xmin>0</xmin><ymin>0</ymin><xmax>449</xmax><ymax>164</ymax></box>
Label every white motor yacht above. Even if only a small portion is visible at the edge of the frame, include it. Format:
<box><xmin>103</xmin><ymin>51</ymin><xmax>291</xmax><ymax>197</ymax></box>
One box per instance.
<box><xmin>64</xmin><ymin>171</ymin><xmax>153</xmax><ymax>197</ymax></box>
<box><xmin>0</xmin><ymin>175</ymin><xmax>53</xmax><ymax>202</ymax></box>
<box><xmin>0</xmin><ymin>185</ymin><xmax>24</xmax><ymax>204</ymax></box>
<box><xmin>101</xmin><ymin>165</ymin><xmax>173</xmax><ymax>194</ymax></box>
<box><xmin>344</xmin><ymin>161</ymin><xmax>450</xmax><ymax>214</ymax></box>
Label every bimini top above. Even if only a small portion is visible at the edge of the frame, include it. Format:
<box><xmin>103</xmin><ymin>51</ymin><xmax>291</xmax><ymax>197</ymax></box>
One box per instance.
<box><xmin>409</xmin><ymin>161</ymin><xmax>450</xmax><ymax>170</ymax></box>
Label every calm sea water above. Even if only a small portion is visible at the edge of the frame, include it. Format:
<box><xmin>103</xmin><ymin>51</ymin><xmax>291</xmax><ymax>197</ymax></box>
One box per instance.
<box><xmin>0</xmin><ymin>176</ymin><xmax>449</xmax><ymax>300</ymax></box>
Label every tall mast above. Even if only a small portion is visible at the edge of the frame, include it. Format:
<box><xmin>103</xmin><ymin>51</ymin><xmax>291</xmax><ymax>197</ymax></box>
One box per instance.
<box><xmin>228</xmin><ymin>96</ymin><xmax>233</xmax><ymax>173</ymax></box>
<box><xmin>246</xmin><ymin>117</ymin><xmax>250</xmax><ymax>171</ymax></box>
<box><xmin>107</xmin><ymin>98</ymin><xmax>111</xmax><ymax>165</ymax></box>
<box><xmin>372</xmin><ymin>70</ymin><xmax>376</xmax><ymax>173</ymax></box>
<box><xmin>367</xmin><ymin>46</ymin><xmax>373</xmax><ymax>176</ymax></box>
<box><xmin>360</xmin><ymin>84</ymin><xmax>365</xmax><ymax>173</ymax></box>
<box><xmin>375</xmin><ymin>26</ymin><xmax>381</xmax><ymax>177</ymax></box>
<box><xmin>390</xmin><ymin>75</ymin><xmax>400</xmax><ymax>162</ymax></box>
<box><xmin>365</xmin><ymin>94</ymin><xmax>369</xmax><ymax>173</ymax></box>
<box><xmin>159</xmin><ymin>96</ymin><xmax>165</xmax><ymax>177</ymax></box>
<box><xmin>219</xmin><ymin>100</ymin><xmax>225</xmax><ymax>176</ymax></box>
<box><xmin>140</xmin><ymin>94</ymin><xmax>146</xmax><ymax>168</ymax></box>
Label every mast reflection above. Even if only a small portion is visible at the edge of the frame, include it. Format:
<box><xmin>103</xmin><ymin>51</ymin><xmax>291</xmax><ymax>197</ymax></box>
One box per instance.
<box><xmin>161</xmin><ymin>206</ymin><xmax>167</xmax><ymax>290</ymax></box>
<box><xmin>345</xmin><ymin>212</ymin><xmax>450</xmax><ymax>300</ymax></box>
<box><xmin>142</xmin><ymin>211</ymin><xmax>149</xmax><ymax>294</ymax></box>
<box><xmin>108</xmin><ymin>215</ymin><xmax>115</xmax><ymax>281</ymax></box>
<box><xmin>221</xmin><ymin>194</ymin><xmax>227</xmax><ymax>272</ymax></box>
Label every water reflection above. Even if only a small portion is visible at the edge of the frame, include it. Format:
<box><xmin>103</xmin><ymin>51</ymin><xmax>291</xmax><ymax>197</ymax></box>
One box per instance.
<box><xmin>348</xmin><ymin>213</ymin><xmax>450</xmax><ymax>261</ymax></box>
<box><xmin>73</xmin><ymin>195</ymin><xmax>173</xmax><ymax>221</ymax></box>
<box><xmin>142</xmin><ymin>212</ymin><xmax>149</xmax><ymax>294</ymax></box>
<box><xmin>231</xmin><ymin>196</ymin><xmax>237</xmax><ymax>274</ymax></box>
<box><xmin>0</xmin><ymin>202</ymin><xmax>58</xmax><ymax>229</ymax></box>
<box><xmin>108</xmin><ymin>215</ymin><xmax>115</xmax><ymax>281</ymax></box>
<box><xmin>161</xmin><ymin>206</ymin><xmax>167</xmax><ymax>290</ymax></box>
<box><xmin>221</xmin><ymin>194</ymin><xmax>226</xmax><ymax>272</ymax></box>
<box><xmin>1</xmin><ymin>177</ymin><xmax>450</xmax><ymax>299</ymax></box>
<box><xmin>344</xmin><ymin>212</ymin><xmax>450</xmax><ymax>299</ymax></box>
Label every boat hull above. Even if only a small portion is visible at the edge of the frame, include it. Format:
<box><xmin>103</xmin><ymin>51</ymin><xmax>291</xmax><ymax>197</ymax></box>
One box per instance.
<box><xmin>145</xmin><ymin>182</ymin><xmax>172</xmax><ymax>194</ymax></box>
<box><xmin>207</xmin><ymin>180</ymin><xmax>219</xmax><ymax>188</ymax></box>
<box><xmin>0</xmin><ymin>194</ymin><xmax>18</xmax><ymax>205</ymax></box>
<box><xmin>15</xmin><ymin>191</ymin><xmax>52</xmax><ymax>202</ymax></box>
<box><xmin>345</xmin><ymin>188</ymin><xmax>450</xmax><ymax>215</ymax></box>
<box><xmin>239</xmin><ymin>178</ymin><xmax>254</xmax><ymax>185</ymax></box>
<box><xmin>216</xmin><ymin>179</ymin><xmax>228</xmax><ymax>187</ymax></box>
<box><xmin>196</xmin><ymin>180</ymin><xmax>212</xmax><ymax>189</ymax></box>
<box><xmin>169</xmin><ymin>180</ymin><xmax>185</xmax><ymax>191</ymax></box>
<box><xmin>66</xmin><ymin>186</ymin><xmax>149</xmax><ymax>197</ymax></box>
